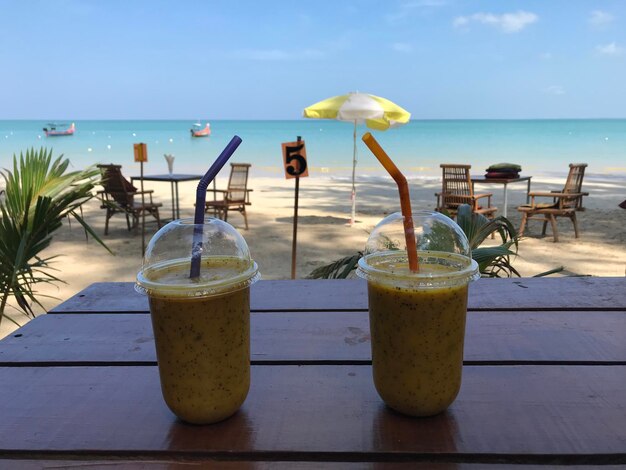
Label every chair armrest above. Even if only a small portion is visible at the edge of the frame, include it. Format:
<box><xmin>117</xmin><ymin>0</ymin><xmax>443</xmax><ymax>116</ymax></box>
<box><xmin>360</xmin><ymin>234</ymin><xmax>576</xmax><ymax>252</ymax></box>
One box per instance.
<box><xmin>473</xmin><ymin>193</ymin><xmax>493</xmax><ymax>200</ymax></box>
<box><xmin>528</xmin><ymin>191</ymin><xmax>555</xmax><ymax>198</ymax></box>
<box><xmin>528</xmin><ymin>191</ymin><xmax>584</xmax><ymax>198</ymax></box>
<box><xmin>206</xmin><ymin>189</ymin><xmax>228</xmax><ymax>196</ymax></box>
<box><xmin>526</xmin><ymin>191</ymin><xmax>587</xmax><ymax>209</ymax></box>
<box><xmin>132</xmin><ymin>189</ymin><xmax>156</xmax><ymax>204</ymax></box>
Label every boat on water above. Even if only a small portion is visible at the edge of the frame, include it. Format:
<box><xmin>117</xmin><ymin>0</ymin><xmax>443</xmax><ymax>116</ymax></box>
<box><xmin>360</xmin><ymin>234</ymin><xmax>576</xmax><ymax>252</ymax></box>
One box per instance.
<box><xmin>43</xmin><ymin>122</ymin><xmax>75</xmax><ymax>137</ymax></box>
<box><xmin>190</xmin><ymin>122</ymin><xmax>211</xmax><ymax>137</ymax></box>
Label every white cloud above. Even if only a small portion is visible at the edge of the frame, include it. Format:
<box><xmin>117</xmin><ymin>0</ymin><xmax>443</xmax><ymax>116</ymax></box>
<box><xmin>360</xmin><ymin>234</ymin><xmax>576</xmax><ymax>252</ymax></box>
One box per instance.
<box><xmin>392</xmin><ymin>42</ymin><xmax>413</xmax><ymax>53</ymax></box>
<box><xmin>596</xmin><ymin>42</ymin><xmax>623</xmax><ymax>56</ymax></box>
<box><xmin>453</xmin><ymin>16</ymin><xmax>469</xmax><ymax>28</ymax></box>
<box><xmin>589</xmin><ymin>10</ymin><xmax>614</xmax><ymax>27</ymax></box>
<box><xmin>544</xmin><ymin>86</ymin><xmax>565</xmax><ymax>95</ymax></box>
<box><xmin>453</xmin><ymin>10</ymin><xmax>538</xmax><ymax>33</ymax></box>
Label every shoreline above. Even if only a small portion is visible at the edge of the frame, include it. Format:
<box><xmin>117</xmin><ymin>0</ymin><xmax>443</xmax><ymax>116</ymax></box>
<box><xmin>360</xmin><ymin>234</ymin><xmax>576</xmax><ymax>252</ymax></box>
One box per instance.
<box><xmin>3</xmin><ymin>119</ymin><xmax>626</xmax><ymax>180</ymax></box>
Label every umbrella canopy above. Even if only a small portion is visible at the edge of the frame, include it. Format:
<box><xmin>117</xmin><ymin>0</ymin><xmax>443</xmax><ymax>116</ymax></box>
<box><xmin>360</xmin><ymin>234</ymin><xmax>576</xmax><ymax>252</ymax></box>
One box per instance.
<box><xmin>303</xmin><ymin>92</ymin><xmax>410</xmax><ymax>130</ymax></box>
<box><xmin>303</xmin><ymin>92</ymin><xmax>410</xmax><ymax>225</ymax></box>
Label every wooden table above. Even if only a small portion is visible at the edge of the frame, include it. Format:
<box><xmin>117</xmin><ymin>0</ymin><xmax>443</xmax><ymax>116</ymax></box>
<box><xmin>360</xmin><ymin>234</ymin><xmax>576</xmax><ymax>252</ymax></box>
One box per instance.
<box><xmin>471</xmin><ymin>176</ymin><xmax>532</xmax><ymax>217</ymax></box>
<box><xmin>0</xmin><ymin>277</ymin><xmax>625</xmax><ymax>468</ymax></box>
<box><xmin>131</xmin><ymin>174</ymin><xmax>202</xmax><ymax>220</ymax></box>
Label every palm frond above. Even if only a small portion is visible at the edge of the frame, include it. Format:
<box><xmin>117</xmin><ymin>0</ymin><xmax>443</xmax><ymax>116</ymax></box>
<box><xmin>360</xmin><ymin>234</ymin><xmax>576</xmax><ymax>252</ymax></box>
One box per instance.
<box><xmin>472</xmin><ymin>243</ymin><xmax>517</xmax><ymax>272</ymax></box>
<box><xmin>533</xmin><ymin>266</ymin><xmax>565</xmax><ymax>277</ymax></box>
<box><xmin>307</xmin><ymin>253</ymin><xmax>363</xmax><ymax>279</ymax></box>
<box><xmin>0</xmin><ymin>147</ymin><xmax>111</xmax><ymax>325</ymax></box>
<box><xmin>308</xmin><ymin>204</ymin><xmax>524</xmax><ymax>280</ymax></box>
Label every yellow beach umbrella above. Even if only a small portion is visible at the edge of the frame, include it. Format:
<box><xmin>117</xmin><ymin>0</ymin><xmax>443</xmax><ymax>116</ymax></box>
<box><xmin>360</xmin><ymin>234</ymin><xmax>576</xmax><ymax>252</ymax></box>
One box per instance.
<box><xmin>303</xmin><ymin>92</ymin><xmax>410</xmax><ymax>225</ymax></box>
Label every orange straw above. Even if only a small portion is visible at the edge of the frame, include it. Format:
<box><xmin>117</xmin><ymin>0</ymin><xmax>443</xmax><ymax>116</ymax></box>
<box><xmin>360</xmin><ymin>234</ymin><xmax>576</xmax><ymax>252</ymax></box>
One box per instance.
<box><xmin>362</xmin><ymin>132</ymin><xmax>419</xmax><ymax>273</ymax></box>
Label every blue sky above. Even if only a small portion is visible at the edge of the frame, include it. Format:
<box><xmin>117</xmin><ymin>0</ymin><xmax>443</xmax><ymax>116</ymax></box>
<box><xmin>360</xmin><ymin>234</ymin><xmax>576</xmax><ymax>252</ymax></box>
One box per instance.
<box><xmin>1</xmin><ymin>0</ymin><xmax>625</xmax><ymax>119</ymax></box>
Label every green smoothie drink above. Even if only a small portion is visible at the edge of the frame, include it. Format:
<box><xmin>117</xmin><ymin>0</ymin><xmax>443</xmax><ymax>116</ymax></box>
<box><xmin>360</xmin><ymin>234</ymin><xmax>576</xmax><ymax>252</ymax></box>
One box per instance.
<box><xmin>357</xmin><ymin>212</ymin><xmax>479</xmax><ymax>417</ymax></box>
<box><xmin>136</xmin><ymin>219</ymin><xmax>259</xmax><ymax>424</ymax></box>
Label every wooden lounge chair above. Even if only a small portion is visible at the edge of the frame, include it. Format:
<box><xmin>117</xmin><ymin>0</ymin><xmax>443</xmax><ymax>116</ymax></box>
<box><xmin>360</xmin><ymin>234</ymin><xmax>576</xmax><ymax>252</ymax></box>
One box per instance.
<box><xmin>517</xmin><ymin>163</ymin><xmax>588</xmax><ymax>242</ymax></box>
<box><xmin>435</xmin><ymin>164</ymin><xmax>497</xmax><ymax>219</ymax></box>
<box><xmin>204</xmin><ymin>163</ymin><xmax>253</xmax><ymax>229</ymax></box>
<box><xmin>97</xmin><ymin>164</ymin><xmax>162</xmax><ymax>235</ymax></box>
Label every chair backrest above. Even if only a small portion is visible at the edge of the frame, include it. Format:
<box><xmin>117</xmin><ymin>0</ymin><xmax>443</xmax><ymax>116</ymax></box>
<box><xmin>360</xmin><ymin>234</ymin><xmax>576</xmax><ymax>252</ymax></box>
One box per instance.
<box><xmin>561</xmin><ymin>163</ymin><xmax>587</xmax><ymax>209</ymax></box>
<box><xmin>440</xmin><ymin>164</ymin><xmax>474</xmax><ymax>208</ymax></box>
<box><xmin>227</xmin><ymin>163</ymin><xmax>251</xmax><ymax>202</ymax></box>
<box><xmin>97</xmin><ymin>164</ymin><xmax>136</xmax><ymax>206</ymax></box>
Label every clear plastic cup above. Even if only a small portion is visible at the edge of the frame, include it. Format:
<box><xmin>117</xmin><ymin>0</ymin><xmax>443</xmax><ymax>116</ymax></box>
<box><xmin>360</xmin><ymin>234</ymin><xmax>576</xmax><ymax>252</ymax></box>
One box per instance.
<box><xmin>136</xmin><ymin>218</ymin><xmax>260</xmax><ymax>424</ymax></box>
<box><xmin>356</xmin><ymin>211</ymin><xmax>479</xmax><ymax>417</ymax></box>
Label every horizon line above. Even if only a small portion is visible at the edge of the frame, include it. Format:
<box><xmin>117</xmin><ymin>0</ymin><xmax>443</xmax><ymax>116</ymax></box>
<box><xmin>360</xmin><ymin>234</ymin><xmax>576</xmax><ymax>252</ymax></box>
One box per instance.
<box><xmin>2</xmin><ymin>117</ymin><xmax>626</xmax><ymax>122</ymax></box>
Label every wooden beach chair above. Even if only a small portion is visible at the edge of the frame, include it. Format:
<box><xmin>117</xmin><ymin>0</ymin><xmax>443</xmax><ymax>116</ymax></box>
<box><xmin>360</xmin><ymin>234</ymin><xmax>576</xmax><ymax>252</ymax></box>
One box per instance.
<box><xmin>517</xmin><ymin>163</ymin><xmax>588</xmax><ymax>242</ymax></box>
<box><xmin>97</xmin><ymin>164</ymin><xmax>162</xmax><ymax>235</ymax></box>
<box><xmin>435</xmin><ymin>164</ymin><xmax>497</xmax><ymax>219</ymax></box>
<box><xmin>204</xmin><ymin>163</ymin><xmax>253</xmax><ymax>229</ymax></box>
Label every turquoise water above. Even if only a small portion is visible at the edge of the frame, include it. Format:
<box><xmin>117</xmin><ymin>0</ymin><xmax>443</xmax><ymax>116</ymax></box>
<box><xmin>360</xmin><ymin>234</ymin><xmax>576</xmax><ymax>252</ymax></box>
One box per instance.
<box><xmin>1</xmin><ymin>120</ymin><xmax>625</xmax><ymax>179</ymax></box>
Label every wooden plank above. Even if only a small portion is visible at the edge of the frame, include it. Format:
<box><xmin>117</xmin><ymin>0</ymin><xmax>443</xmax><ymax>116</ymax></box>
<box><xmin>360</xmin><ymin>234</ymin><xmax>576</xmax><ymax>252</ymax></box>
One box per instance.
<box><xmin>0</xmin><ymin>365</ymin><xmax>623</xmax><ymax>463</ymax></box>
<box><xmin>0</xmin><ymin>460</ymin><xmax>624</xmax><ymax>470</ymax></box>
<box><xmin>470</xmin><ymin>277</ymin><xmax>626</xmax><ymax>311</ymax></box>
<box><xmin>3</xmin><ymin>461</ymin><xmax>610</xmax><ymax>469</ymax></box>
<box><xmin>49</xmin><ymin>280</ymin><xmax>368</xmax><ymax>313</ymax></box>
<box><xmin>49</xmin><ymin>278</ymin><xmax>626</xmax><ymax>314</ymax></box>
<box><xmin>1</xmin><ymin>311</ymin><xmax>624</xmax><ymax>365</ymax></box>
<box><xmin>0</xmin><ymin>461</ymin><xmax>417</xmax><ymax>469</ymax></box>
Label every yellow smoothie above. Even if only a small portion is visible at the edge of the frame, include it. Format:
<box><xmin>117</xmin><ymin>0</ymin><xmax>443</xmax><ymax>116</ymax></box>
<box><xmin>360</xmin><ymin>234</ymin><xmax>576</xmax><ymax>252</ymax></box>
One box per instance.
<box><xmin>146</xmin><ymin>258</ymin><xmax>251</xmax><ymax>424</ymax></box>
<box><xmin>367</xmin><ymin>263</ymin><xmax>469</xmax><ymax>417</ymax></box>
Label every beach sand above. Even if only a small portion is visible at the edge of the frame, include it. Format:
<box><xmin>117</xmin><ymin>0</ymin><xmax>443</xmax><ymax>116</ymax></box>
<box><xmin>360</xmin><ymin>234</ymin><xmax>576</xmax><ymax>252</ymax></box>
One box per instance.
<box><xmin>1</xmin><ymin>173</ymin><xmax>625</xmax><ymax>337</ymax></box>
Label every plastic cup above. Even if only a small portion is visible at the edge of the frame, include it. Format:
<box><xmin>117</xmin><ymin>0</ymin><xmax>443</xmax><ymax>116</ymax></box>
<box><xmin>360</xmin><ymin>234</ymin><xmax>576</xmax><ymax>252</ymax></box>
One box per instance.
<box><xmin>356</xmin><ymin>211</ymin><xmax>479</xmax><ymax>417</ymax></box>
<box><xmin>136</xmin><ymin>218</ymin><xmax>259</xmax><ymax>424</ymax></box>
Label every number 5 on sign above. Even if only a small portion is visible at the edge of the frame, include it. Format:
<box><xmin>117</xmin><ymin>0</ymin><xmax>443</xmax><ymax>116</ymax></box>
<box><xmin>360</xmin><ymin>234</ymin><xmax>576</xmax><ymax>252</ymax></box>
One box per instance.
<box><xmin>282</xmin><ymin>140</ymin><xmax>309</xmax><ymax>179</ymax></box>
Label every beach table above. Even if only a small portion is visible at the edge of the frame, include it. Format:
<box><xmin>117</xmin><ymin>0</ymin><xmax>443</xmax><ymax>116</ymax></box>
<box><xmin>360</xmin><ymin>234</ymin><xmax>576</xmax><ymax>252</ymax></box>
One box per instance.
<box><xmin>471</xmin><ymin>175</ymin><xmax>532</xmax><ymax>217</ymax></box>
<box><xmin>131</xmin><ymin>174</ymin><xmax>203</xmax><ymax>220</ymax></box>
<box><xmin>0</xmin><ymin>277</ymin><xmax>624</xmax><ymax>467</ymax></box>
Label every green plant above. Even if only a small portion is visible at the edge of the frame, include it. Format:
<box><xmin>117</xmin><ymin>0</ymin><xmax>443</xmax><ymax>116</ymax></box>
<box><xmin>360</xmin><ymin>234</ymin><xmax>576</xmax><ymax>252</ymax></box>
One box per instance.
<box><xmin>307</xmin><ymin>204</ymin><xmax>520</xmax><ymax>279</ymax></box>
<box><xmin>0</xmin><ymin>148</ymin><xmax>111</xmax><ymax>327</ymax></box>
<box><xmin>454</xmin><ymin>204</ymin><xmax>519</xmax><ymax>277</ymax></box>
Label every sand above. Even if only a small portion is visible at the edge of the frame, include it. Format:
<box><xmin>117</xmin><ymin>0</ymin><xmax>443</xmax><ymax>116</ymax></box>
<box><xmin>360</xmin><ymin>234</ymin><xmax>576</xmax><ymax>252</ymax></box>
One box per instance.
<box><xmin>1</xmin><ymin>172</ymin><xmax>625</xmax><ymax>337</ymax></box>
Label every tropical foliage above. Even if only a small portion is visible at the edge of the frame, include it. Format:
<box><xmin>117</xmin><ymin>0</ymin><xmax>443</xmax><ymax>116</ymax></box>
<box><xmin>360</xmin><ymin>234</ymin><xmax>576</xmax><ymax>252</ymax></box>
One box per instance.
<box><xmin>454</xmin><ymin>204</ymin><xmax>519</xmax><ymax>277</ymax></box>
<box><xmin>0</xmin><ymin>148</ymin><xmax>110</xmax><ymax>327</ymax></box>
<box><xmin>307</xmin><ymin>204</ymin><xmax>520</xmax><ymax>279</ymax></box>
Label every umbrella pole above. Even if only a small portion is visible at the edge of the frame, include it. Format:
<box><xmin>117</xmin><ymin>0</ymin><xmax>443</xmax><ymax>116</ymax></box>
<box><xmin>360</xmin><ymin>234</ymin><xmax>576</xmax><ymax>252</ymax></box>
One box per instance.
<box><xmin>350</xmin><ymin>120</ymin><xmax>357</xmax><ymax>226</ymax></box>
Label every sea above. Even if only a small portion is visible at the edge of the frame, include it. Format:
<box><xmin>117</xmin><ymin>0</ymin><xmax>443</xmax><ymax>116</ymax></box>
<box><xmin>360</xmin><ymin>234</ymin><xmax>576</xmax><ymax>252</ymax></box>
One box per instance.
<box><xmin>1</xmin><ymin>120</ymin><xmax>625</xmax><ymax>181</ymax></box>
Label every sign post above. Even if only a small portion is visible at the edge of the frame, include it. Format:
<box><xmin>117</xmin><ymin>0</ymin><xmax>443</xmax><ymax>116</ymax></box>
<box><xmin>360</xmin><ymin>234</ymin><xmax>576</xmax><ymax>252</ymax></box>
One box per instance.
<box><xmin>133</xmin><ymin>143</ymin><xmax>148</xmax><ymax>255</ymax></box>
<box><xmin>281</xmin><ymin>136</ymin><xmax>309</xmax><ymax>279</ymax></box>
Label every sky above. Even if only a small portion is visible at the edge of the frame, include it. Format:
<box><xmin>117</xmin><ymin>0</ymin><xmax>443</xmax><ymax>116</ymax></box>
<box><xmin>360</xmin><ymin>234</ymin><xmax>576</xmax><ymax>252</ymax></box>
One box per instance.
<box><xmin>1</xmin><ymin>0</ymin><xmax>626</xmax><ymax>120</ymax></box>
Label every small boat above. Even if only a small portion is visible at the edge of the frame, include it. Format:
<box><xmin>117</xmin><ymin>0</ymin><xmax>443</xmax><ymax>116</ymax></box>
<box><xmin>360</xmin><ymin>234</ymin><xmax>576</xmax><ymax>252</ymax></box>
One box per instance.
<box><xmin>190</xmin><ymin>122</ymin><xmax>211</xmax><ymax>137</ymax></box>
<box><xmin>43</xmin><ymin>122</ymin><xmax>75</xmax><ymax>137</ymax></box>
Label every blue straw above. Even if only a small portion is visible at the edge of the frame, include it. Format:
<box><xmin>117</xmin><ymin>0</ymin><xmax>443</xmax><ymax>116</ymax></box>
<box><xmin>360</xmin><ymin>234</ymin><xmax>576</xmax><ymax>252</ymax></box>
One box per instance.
<box><xmin>190</xmin><ymin>135</ymin><xmax>243</xmax><ymax>278</ymax></box>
